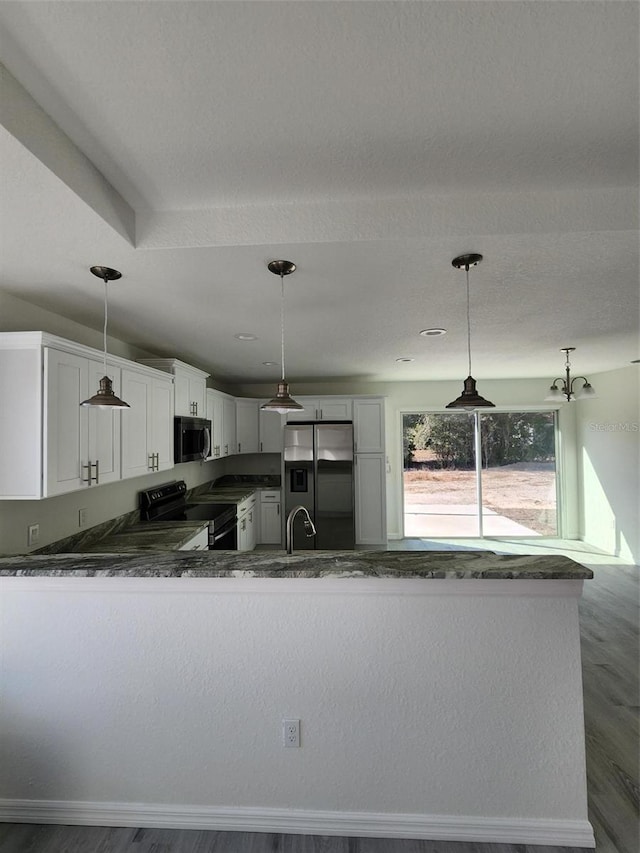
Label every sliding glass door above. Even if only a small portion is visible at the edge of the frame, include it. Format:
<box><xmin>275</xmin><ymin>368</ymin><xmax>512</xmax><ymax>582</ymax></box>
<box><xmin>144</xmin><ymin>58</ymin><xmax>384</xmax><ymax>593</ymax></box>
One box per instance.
<box><xmin>403</xmin><ymin>411</ymin><xmax>557</xmax><ymax>538</ymax></box>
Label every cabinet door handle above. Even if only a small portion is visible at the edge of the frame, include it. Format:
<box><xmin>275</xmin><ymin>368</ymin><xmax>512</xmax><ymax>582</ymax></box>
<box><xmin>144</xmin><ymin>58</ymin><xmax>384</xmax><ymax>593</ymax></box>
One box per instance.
<box><xmin>238</xmin><ymin>442</ymin><xmax>241</xmax><ymax>453</ymax></box>
<box><xmin>260</xmin><ymin>441</ymin><xmax>263</xmax><ymax>452</ymax></box>
<box><xmin>319</xmin><ymin>409</ymin><xmax>323</xmax><ymax>419</ymax></box>
<box><xmin>94</xmin><ymin>459</ymin><xmax>100</xmax><ymax>485</ymax></box>
<box><xmin>277</xmin><ymin>504</ymin><xmax>280</xmax><ymax>515</ymax></box>
<box><xmin>82</xmin><ymin>461</ymin><xmax>98</xmax><ymax>485</ymax></box>
<box><xmin>249</xmin><ymin>511</ymin><xmax>252</xmax><ymax>523</ymax></box>
<box><xmin>224</xmin><ymin>444</ymin><xmax>228</xmax><ymax>455</ymax></box>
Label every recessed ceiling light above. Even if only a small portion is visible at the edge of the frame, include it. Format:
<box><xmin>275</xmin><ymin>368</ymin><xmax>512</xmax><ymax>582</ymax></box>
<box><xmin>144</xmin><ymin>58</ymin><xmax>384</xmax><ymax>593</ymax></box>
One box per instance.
<box><xmin>262</xmin><ymin>361</ymin><xmax>279</xmax><ymax>367</ymax></box>
<box><xmin>234</xmin><ymin>333</ymin><xmax>258</xmax><ymax>341</ymax></box>
<box><xmin>420</xmin><ymin>328</ymin><xmax>447</xmax><ymax>337</ymax></box>
<box><xmin>396</xmin><ymin>357</ymin><xmax>414</xmax><ymax>363</ymax></box>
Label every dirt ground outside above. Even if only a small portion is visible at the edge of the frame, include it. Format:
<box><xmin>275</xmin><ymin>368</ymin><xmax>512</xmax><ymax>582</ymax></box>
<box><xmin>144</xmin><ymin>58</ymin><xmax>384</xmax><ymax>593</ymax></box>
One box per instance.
<box><xmin>404</xmin><ymin>452</ymin><xmax>557</xmax><ymax>535</ymax></box>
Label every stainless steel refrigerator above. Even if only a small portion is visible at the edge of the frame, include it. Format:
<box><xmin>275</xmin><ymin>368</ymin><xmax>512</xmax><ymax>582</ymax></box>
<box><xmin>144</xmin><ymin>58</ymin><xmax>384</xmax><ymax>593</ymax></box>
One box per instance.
<box><xmin>284</xmin><ymin>422</ymin><xmax>355</xmax><ymax>550</ymax></box>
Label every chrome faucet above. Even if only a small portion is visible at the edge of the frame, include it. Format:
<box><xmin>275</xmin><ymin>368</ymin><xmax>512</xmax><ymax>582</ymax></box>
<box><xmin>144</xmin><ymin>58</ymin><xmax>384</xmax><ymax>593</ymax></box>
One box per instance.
<box><xmin>286</xmin><ymin>505</ymin><xmax>316</xmax><ymax>554</ymax></box>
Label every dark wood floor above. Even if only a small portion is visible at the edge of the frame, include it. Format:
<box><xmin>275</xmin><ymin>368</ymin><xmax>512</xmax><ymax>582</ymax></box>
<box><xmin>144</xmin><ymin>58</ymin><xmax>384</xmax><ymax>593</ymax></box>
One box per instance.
<box><xmin>1</xmin><ymin>563</ymin><xmax>637</xmax><ymax>853</ymax></box>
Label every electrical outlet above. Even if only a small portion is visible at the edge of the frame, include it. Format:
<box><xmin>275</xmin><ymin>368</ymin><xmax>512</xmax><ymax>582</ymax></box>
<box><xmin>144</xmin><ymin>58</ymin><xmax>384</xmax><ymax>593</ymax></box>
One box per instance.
<box><xmin>27</xmin><ymin>523</ymin><xmax>40</xmax><ymax>547</ymax></box>
<box><xmin>78</xmin><ymin>508</ymin><xmax>88</xmax><ymax>528</ymax></box>
<box><xmin>282</xmin><ymin>719</ymin><xmax>300</xmax><ymax>748</ymax></box>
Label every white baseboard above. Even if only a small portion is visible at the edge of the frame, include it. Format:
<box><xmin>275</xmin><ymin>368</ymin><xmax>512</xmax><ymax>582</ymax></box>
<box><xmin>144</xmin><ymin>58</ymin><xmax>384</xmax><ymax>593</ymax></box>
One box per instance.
<box><xmin>0</xmin><ymin>799</ymin><xmax>595</xmax><ymax>847</ymax></box>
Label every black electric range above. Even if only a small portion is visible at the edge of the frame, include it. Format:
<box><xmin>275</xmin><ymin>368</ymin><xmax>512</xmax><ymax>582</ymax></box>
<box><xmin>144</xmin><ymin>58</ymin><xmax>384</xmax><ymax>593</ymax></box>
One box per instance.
<box><xmin>139</xmin><ymin>480</ymin><xmax>237</xmax><ymax>549</ymax></box>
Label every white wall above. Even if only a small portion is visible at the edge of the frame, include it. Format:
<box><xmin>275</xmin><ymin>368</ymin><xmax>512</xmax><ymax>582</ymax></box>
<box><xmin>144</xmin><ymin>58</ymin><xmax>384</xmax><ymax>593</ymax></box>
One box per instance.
<box><xmin>575</xmin><ymin>365</ymin><xmax>640</xmax><ymax>563</ymax></box>
<box><xmin>0</xmin><ymin>289</ymin><xmax>154</xmax><ymax>362</ymax></box>
<box><xmin>235</xmin><ymin>378</ymin><xmax>579</xmax><ymax>542</ymax></box>
<box><xmin>0</xmin><ymin>577</ymin><xmax>592</xmax><ymax>845</ymax></box>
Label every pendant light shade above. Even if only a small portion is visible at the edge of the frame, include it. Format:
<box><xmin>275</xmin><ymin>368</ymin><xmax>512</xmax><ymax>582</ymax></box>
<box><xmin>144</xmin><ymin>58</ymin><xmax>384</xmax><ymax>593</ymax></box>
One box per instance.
<box><xmin>446</xmin><ymin>254</ymin><xmax>495</xmax><ymax>410</ymax></box>
<box><xmin>261</xmin><ymin>381</ymin><xmax>304</xmax><ymax>414</ymax></box>
<box><xmin>446</xmin><ymin>375</ymin><xmax>496</xmax><ymax>409</ymax></box>
<box><xmin>260</xmin><ymin>260</ymin><xmax>304</xmax><ymax>414</ymax></box>
<box><xmin>80</xmin><ymin>266</ymin><xmax>130</xmax><ymax>409</ymax></box>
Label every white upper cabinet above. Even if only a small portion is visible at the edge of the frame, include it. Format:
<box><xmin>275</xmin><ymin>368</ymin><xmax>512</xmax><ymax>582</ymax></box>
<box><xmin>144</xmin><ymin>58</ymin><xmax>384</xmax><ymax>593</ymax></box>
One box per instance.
<box><xmin>236</xmin><ymin>398</ymin><xmax>259</xmax><ymax>454</ymax></box>
<box><xmin>353</xmin><ymin>398</ymin><xmax>385</xmax><ymax>453</ymax></box>
<box><xmin>318</xmin><ymin>398</ymin><xmax>352</xmax><ymax>420</ymax></box>
<box><xmin>285</xmin><ymin>397</ymin><xmax>352</xmax><ymax>422</ymax></box>
<box><xmin>206</xmin><ymin>389</ymin><xmax>220</xmax><ymax>459</ymax></box>
<box><xmin>86</xmin><ymin>359</ymin><xmax>122</xmax><ymax>487</ymax></box>
<box><xmin>259</xmin><ymin>405</ymin><xmax>284</xmax><ymax>452</ymax></box>
<box><xmin>137</xmin><ymin>358</ymin><xmax>209</xmax><ymax>418</ymax></box>
<box><xmin>0</xmin><ymin>332</ymin><xmax>161</xmax><ymax>500</ymax></box>
<box><xmin>206</xmin><ymin>388</ymin><xmax>237</xmax><ymax>458</ymax></box>
<box><xmin>222</xmin><ymin>395</ymin><xmax>236</xmax><ymax>457</ymax></box>
<box><xmin>44</xmin><ymin>348</ymin><xmax>89</xmax><ymax>496</ymax></box>
<box><xmin>121</xmin><ymin>365</ymin><xmax>174</xmax><ymax>480</ymax></box>
<box><xmin>0</xmin><ymin>341</ymin><xmax>42</xmax><ymax>498</ymax></box>
<box><xmin>44</xmin><ymin>348</ymin><xmax>122</xmax><ymax>496</ymax></box>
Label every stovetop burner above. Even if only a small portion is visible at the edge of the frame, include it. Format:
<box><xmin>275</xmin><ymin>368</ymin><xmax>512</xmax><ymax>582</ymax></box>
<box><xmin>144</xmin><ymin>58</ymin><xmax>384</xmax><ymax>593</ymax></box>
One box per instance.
<box><xmin>139</xmin><ymin>480</ymin><xmax>236</xmax><ymax>530</ymax></box>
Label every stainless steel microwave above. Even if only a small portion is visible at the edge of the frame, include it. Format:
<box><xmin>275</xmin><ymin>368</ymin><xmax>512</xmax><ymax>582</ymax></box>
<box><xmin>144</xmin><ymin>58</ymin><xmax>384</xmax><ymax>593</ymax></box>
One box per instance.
<box><xmin>174</xmin><ymin>416</ymin><xmax>211</xmax><ymax>463</ymax></box>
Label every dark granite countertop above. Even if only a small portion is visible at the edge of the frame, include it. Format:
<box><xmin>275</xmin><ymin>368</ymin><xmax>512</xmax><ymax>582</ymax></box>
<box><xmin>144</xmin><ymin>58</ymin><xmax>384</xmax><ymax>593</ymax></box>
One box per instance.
<box><xmin>192</xmin><ymin>476</ymin><xmax>280</xmax><ymax>505</ymax></box>
<box><xmin>191</xmin><ymin>487</ymin><xmax>259</xmax><ymax>504</ymax></box>
<box><xmin>0</xmin><ymin>550</ymin><xmax>593</xmax><ymax>579</ymax></box>
<box><xmin>76</xmin><ymin>520</ymin><xmax>210</xmax><ymax>553</ymax></box>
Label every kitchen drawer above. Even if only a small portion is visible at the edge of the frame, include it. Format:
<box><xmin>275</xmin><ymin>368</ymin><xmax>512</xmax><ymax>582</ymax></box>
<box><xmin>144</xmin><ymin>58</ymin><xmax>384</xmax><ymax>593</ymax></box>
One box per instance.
<box><xmin>178</xmin><ymin>527</ymin><xmax>209</xmax><ymax>551</ymax></box>
<box><xmin>237</xmin><ymin>493</ymin><xmax>257</xmax><ymax>518</ymax></box>
<box><xmin>260</xmin><ymin>490</ymin><xmax>281</xmax><ymax>503</ymax></box>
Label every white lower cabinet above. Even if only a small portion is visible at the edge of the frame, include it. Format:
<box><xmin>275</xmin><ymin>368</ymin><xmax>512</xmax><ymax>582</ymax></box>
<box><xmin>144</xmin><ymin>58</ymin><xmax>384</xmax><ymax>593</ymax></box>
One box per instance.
<box><xmin>260</xmin><ymin>501</ymin><xmax>282</xmax><ymax>545</ymax></box>
<box><xmin>237</xmin><ymin>493</ymin><xmax>257</xmax><ymax>551</ymax></box>
<box><xmin>354</xmin><ymin>453</ymin><xmax>387</xmax><ymax>545</ymax></box>
<box><xmin>258</xmin><ymin>489</ymin><xmax>282</xmax><ymax>545</ymax></box>
<box><xmin>121</xmin><ymin>367</ymin><xmax>174</xmax><ymax>480</ymax></box>
<box><xmin>178</xmin><ymin>527</ymin><xmax>209</xmax><ymax>551</ymax></box>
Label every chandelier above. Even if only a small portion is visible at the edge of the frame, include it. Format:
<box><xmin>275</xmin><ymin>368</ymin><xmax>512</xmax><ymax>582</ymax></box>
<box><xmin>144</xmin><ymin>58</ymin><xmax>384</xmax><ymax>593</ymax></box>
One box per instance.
<box><xmin>545</xmin><ymin>347</ymin><xmax>596</xmax><ymax>402</ymax></box>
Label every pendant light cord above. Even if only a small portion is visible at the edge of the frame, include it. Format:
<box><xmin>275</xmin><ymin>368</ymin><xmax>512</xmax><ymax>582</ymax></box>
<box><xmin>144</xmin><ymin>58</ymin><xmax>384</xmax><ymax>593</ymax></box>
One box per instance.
<box><xmin>280</xmin><ymin>273</ymin><xmax>286</xmax><ymax>382</ymax></box>
<box><xmin>103</xmin><ymin>276</ymin><xmax>108</xmax><ymax>376</ymax></box>
<box><xmin>465</xmin><ymin>264</ymin><xmax>472</xmax><ymax>377</ymax></box>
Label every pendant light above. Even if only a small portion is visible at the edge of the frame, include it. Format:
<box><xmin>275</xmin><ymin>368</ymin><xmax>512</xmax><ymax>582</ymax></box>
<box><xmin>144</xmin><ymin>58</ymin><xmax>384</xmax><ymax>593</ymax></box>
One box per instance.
<box><xmin>80</xmin><ymin>266</ymin><xmax>130</xmax><ymax>408</ymax></box>
<box><xmin>260</xmin><ymin>260</ymin><xmax>304</xmax><ymax>414</ymax></box>
<box><xmin>545</xmin><ymin>347</ymin><xmax>596</xmax><ymax>402</ymax></box>
<box><xmin>445</xmin><ymin>253</ymin><xmax>495</xmax><ymax>410</ymax></box>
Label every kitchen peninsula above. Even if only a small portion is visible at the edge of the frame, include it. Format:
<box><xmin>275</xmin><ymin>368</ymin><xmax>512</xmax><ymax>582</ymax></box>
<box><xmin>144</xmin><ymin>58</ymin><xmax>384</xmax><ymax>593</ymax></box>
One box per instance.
<box><xmin>0</xmin><ymin>551</ymin><xmax>594</xmax><ymax>847</ymax></box>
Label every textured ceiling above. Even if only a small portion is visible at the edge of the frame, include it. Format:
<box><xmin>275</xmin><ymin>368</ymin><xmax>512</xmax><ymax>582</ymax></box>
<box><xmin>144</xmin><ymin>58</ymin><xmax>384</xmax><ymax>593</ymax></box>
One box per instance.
<box><xmin>0</xmin><ymin>1</ymin><xmax>638</xmax><ymax>385</ymax></box>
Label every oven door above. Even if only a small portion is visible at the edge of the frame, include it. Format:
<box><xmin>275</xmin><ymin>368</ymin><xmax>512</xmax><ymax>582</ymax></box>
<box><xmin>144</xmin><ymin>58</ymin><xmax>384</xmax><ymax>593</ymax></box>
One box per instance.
<box><xmin>210</xmin><ymin>512</ymin><xmax>238</xmax><ymax>549</ymax></box>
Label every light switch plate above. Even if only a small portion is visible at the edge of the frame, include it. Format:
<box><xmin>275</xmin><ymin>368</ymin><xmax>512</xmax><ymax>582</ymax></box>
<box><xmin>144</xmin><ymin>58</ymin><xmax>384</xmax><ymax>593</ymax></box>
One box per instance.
<box><xmin>27</xmin><ymin>523</ymin><xmax>40</xmax><ymax>547</ymax></box>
